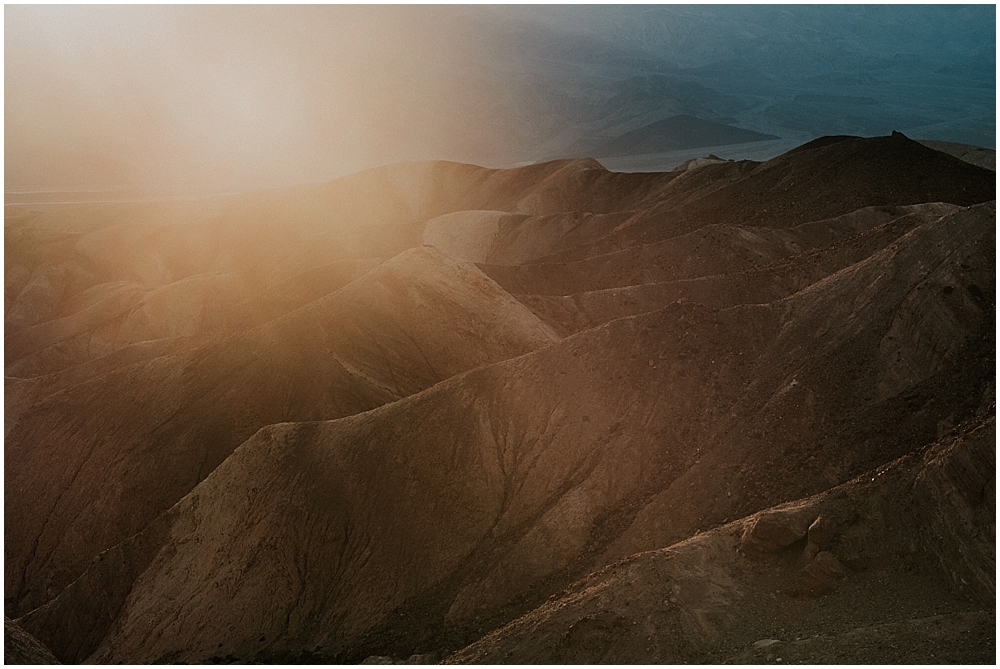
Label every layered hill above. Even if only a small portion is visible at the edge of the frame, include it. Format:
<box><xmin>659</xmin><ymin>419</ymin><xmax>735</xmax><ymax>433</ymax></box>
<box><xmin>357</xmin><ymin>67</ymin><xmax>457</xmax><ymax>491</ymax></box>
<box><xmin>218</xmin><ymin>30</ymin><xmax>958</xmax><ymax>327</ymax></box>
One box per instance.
<box><xmin>5</xmin><ymin>247</ymin><xmax>557</xmax><ymax>616</ymax></box>
<box><xmin>504</xmin><ymin>202</ymin><xmax>961</xmax><ymax>335</ymax></box>
<box><xmin>536</xmin><ymin>132</ymin><xmax>995</xmax><ymax>264</ymax></box>
<box><xmin>3</xmin><ymin>159</ymin><xmax>670</xmax><ymax>377</ymax></box>
<box><xmin>5</xmin><ymin>134</ymin><xmax>995</xmax><ymax>664</ymax></box>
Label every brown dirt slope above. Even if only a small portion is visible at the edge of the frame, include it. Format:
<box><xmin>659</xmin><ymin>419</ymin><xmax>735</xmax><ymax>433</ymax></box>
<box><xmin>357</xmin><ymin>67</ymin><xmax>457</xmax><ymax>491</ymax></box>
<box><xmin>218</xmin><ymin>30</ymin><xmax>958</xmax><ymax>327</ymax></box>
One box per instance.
<box><xmin>5</xmin><ymin>336</ymin><xmax>199</xmax><ymax>433</ymax></box>
<box><xmin>421</xmin><ymin>210</ymin><xmax>634</xmax><ymax>266</ymax></box>
<box><xmin>4</xmin><ymin>246</ymin><xmax>556</xmax><ymax>618</ymax></box>
<box><xmin>447</xmin><ymin>413</ymin><xmax>994</xmax><ymax>664</ymax></box>
<box><xmin>515</xmin><ymin>202</ymin><xmax>959</xmax><ymax>335</ymax></box>
<box><xmin>21</xmin><ymin>200</ymin><xmax>992</xmax><ymax>664</ymax></box>
<box><xmin>479</xmin><ymin>202</ymin><xmax>958</xmax><ymax>298</ymax></box>
<box><xmin>5</xmin><ymin>616</ymin><xmax>60</xmax><ymax>664</ymax></box>
<box><xmin>5</xmin><ymin>135</ymin><xmax>994</xmax><ymax>665</ymax></box>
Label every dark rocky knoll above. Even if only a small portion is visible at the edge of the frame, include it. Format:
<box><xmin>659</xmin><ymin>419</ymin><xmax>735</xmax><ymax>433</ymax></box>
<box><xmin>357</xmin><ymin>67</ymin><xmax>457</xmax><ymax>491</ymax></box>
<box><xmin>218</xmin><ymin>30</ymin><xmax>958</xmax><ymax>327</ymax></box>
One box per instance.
<box><xmin>5</xmin><ymin>135</ymin><xmax>994</xmax><ymax>663</ymax></box>
<box><xmin>535</xmin><ymin>132</ymin><xmax>996</xmax><ymax>263</ymax></box>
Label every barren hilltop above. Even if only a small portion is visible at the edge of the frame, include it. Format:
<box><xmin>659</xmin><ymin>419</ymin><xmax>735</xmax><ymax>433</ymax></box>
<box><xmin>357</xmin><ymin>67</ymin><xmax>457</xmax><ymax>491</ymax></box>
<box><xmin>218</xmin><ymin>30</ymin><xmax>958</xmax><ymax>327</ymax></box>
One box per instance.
<box><xmin>5</xmin><ymin>133</ymin><xmax>995</xmax><ymax>664</ymax></box>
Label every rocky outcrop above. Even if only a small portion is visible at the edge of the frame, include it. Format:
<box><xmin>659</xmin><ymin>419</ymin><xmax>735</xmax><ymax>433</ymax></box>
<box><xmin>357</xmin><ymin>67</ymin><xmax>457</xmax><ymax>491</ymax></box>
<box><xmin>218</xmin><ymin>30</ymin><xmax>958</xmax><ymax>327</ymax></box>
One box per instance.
<box><xmin>739</xmin><ymin>506</ymin><xmax>815</xmax><ymax>553</ymax></box>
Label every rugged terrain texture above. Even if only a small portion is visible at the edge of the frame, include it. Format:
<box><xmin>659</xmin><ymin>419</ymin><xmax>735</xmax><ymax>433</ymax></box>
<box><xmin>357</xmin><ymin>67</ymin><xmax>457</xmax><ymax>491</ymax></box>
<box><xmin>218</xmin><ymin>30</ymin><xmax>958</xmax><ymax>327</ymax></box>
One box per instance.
<box><xmin>5</xmin><ymin>616</ymin><xmax>60</xmax><ymax>664</ymax></box>
<box><xmin>5</xmin><ymin>133</ymin><xmax>994</xmax><ymax>663</ymax></box>
<box><xmin>448</xmin><ymin>414</ymin><xmax>995</xmax><ymax>664</ymax></box>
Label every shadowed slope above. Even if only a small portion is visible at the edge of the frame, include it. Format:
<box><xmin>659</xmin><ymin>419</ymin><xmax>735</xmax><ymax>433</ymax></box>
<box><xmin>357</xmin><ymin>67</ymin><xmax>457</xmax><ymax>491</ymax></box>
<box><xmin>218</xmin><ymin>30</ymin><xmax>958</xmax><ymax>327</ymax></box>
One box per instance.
<box><xmin>447</xmin><ymin>413</ymin><xmax>994</xmax><ymax>664</ymax></box>
<box><xmin>479</xmin><ymin>202</ymin><xmax>958</xmax><ymax>298</ymax></box>
<box><xmin>5</xmin><ymin>616</ymin><xmax>61</xmax><ymax>665</ymax></box>
<box><xmin>421</xmin><ymin>210</ymin><xmax>634</xmax><ymax>266</ymax></box>
<box><xmin>5</xmin><ymin>336</ymin><xmax>200</xmax><ymax>433</ymax></box>
<box><xmin>512</xmin><ymin>203</ymin><xmax>961</xmax><ymax>334</ymax></box>
<box><xmin>538</xmin><ymin>133</ymin><xmax>995</xmax><ymax>264</ymax></box>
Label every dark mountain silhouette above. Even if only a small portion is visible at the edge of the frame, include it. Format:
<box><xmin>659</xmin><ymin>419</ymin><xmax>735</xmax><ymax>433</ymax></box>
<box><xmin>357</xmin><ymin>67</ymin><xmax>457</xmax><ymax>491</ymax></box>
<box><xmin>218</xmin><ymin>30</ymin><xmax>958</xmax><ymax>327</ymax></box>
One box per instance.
<box><xmin>5</xmin><ymin>135</ymin><xmax>995</xmax><ymax>664</ymax></box>
<box><xmin>534</xmin><ymin>132</ymin><xmax>996</xmax><ymax>266</ymax></box>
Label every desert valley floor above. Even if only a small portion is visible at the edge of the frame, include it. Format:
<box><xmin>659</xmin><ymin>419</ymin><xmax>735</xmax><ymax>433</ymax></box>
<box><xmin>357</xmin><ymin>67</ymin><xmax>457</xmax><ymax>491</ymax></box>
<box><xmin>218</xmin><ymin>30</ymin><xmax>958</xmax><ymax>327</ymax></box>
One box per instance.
<box><xmin>4</xmin><ymin>133</ymin><xmax>996</xmax><ymax>664</ymax></box>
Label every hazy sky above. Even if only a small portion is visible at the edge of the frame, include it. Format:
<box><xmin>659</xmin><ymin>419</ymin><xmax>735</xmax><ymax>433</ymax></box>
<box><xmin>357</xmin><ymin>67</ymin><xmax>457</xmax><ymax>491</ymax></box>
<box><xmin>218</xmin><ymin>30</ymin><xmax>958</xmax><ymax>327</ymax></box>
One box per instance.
<box><xmin>6</xmin><ymin>5</ymin><xmax>521</xmax><ymax>190</ymax></box>
<box><xmin>5</xmin><ymin>5</ymin><xmax>995</xmax><ymax>192</ymax></box>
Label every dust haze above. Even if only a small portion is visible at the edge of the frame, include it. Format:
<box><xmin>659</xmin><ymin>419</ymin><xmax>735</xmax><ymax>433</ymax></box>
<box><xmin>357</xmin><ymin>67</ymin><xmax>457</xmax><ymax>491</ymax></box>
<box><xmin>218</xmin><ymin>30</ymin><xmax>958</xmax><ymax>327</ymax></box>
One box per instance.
<box><xmin>5</xmin><ymin>4</ymin><xmax>995</xmax><ymax>665</ymax></box>
<box><xmin>5</xmin><ymin>5</ymin><xmax>525</xmax><ymax>191</ymax></box>
<box><xmin>5</xmin><ymin>5</ymin><xmax>994</xmax><ymax>192</ymax></box>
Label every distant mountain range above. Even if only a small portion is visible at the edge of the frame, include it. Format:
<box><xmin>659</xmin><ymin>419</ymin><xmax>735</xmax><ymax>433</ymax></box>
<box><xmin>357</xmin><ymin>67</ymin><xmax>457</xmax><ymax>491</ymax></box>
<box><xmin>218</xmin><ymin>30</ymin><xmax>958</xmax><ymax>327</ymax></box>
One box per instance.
<box><xmin>588</xmin><ymin>114</ymin><xmax>780</xmax><ymax>157</ymax></box>
<box><xmin>500</xmin><ymin>5</ymin><xmax>996</xmax><ymax>161</ymax></box>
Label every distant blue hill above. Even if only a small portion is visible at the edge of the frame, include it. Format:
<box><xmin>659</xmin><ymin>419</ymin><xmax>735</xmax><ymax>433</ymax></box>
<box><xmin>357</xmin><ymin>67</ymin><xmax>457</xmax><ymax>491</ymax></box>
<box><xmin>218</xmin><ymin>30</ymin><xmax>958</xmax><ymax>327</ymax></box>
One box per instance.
<box><xmin>590</xmin><ymin>114</ymin><xmax>779</xmax><ymax>158</ymax></box>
